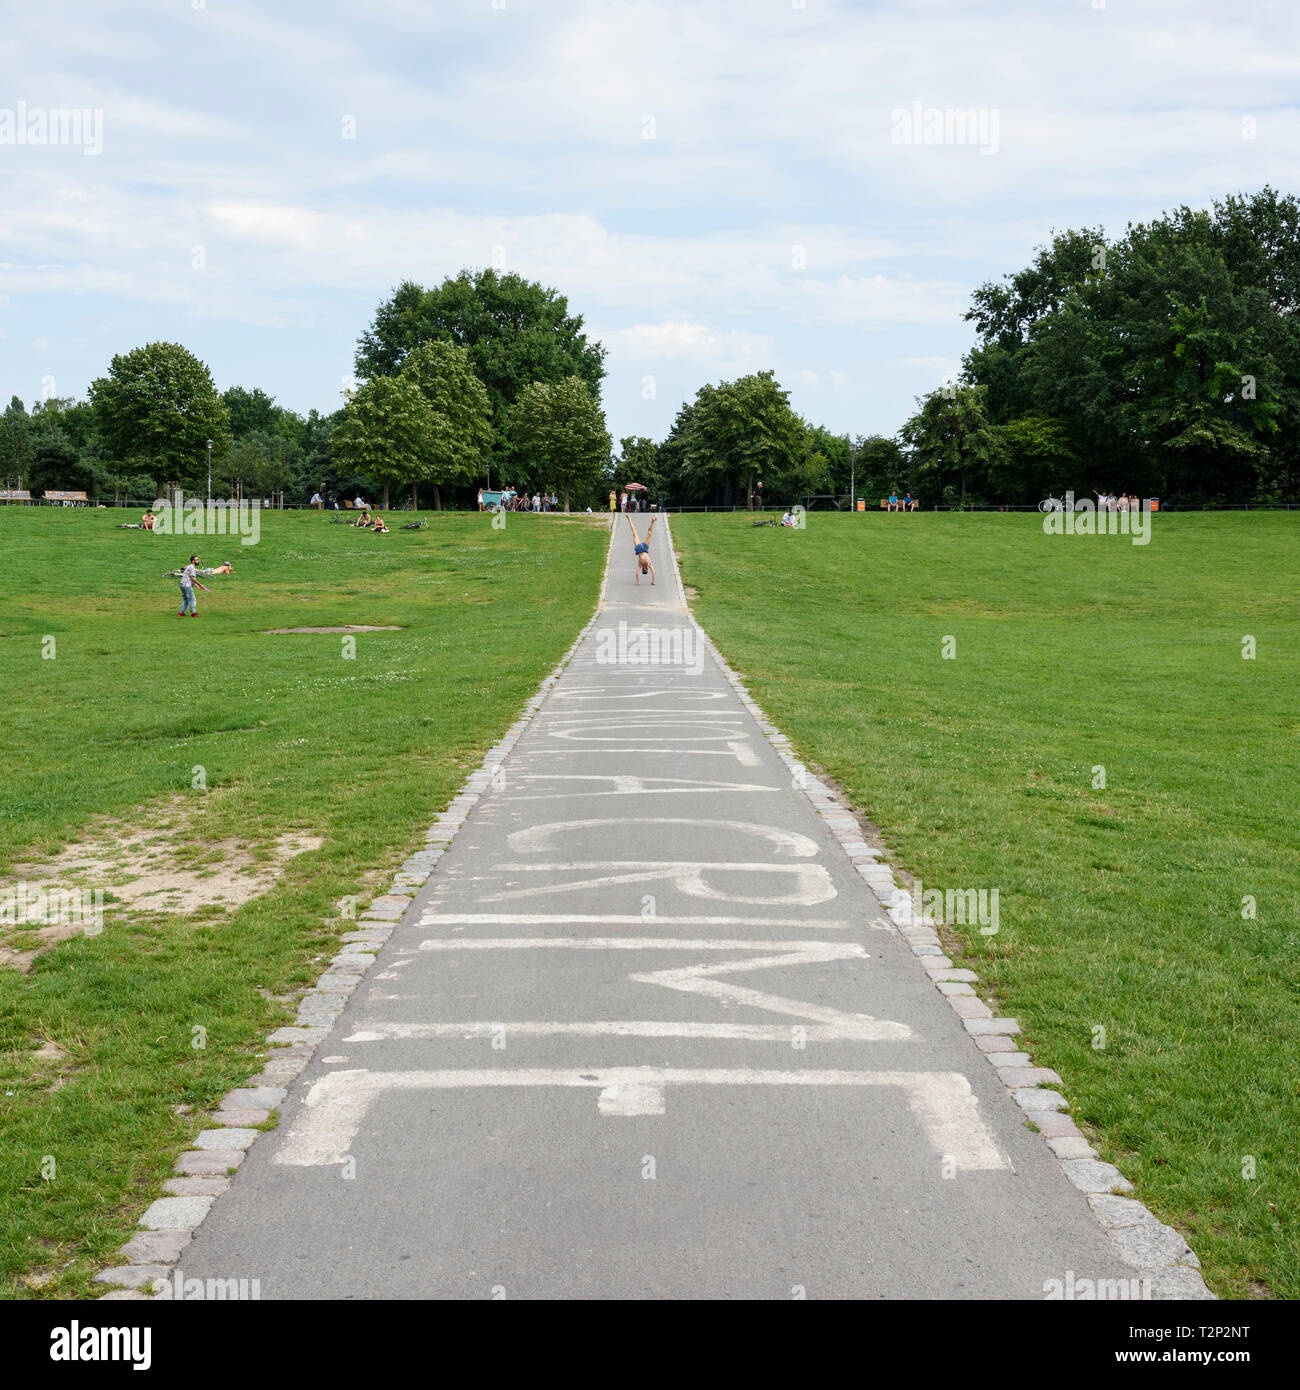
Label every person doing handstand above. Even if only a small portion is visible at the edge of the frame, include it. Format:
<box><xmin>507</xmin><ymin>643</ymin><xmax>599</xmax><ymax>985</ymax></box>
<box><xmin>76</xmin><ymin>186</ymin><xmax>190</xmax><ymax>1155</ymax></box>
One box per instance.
<box><xmin>627</xmin><ymin>513</ymin><xmax>656</xmax><ymax>586</ymax></box>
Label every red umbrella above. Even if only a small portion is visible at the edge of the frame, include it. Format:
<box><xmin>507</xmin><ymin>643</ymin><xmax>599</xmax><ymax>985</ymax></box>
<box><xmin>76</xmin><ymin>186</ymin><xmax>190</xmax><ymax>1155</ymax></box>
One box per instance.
<box><xmin>625</xmin><ymin>482</ymin><xmax>648</xmax><ymax>491</ymax></box>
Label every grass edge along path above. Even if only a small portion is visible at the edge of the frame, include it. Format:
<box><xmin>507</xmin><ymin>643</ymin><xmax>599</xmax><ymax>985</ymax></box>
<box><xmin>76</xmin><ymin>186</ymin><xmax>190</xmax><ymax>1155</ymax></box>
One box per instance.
<box><xmin>0</xmin><ymin>510</ymin><xmax>609</xmax><ymax>1299</ymax></box>
<box><xmin>672</xmin><ymin>510</ymin><xmax>1299</xmax><ymax>1301</ymax></box>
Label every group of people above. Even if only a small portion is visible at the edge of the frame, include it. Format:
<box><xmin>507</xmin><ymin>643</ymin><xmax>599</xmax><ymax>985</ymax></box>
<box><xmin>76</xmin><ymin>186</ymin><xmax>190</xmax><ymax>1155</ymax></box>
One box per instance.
<box><xmin>351</xmin><ymin>511</ymin><xmax>389</xmax><ymax>532</ymax></box>
<box><xmin>610</xmin><ymin>490</ymin><xmax>650</xmax><ymax>514</ymax></box>
<box><xmin>478</xmin><ymin>488</ymin><xmax>558</xmax><ymax>512</ymax></box>
<box><xmin>309</xmin><ymin>491</ymin><xmax>373</xmax><ymax>510</ymax></box>
<box><xmin>886</xmin><ymin>493</ymin><xmax>918</xmax><ymax>511</ymax></box>
<box><xmin>1094</xmin><ymin>491</ymin><xmax>1143</xmax><ymax>511</ymax></box>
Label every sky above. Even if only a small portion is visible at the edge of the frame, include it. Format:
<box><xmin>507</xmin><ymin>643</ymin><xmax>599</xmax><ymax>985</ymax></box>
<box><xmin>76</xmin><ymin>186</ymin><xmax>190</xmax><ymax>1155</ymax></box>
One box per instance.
<box><xmin>1</xmin><ymin>0</ymin><xmax>1298</xmax><ymax>446</ymax></box>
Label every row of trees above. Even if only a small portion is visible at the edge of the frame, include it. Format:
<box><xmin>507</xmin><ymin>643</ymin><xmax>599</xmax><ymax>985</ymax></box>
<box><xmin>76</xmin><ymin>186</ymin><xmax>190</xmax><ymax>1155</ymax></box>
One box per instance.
<box><xmin>0</xmin><ymin>269</ymin><xmax>615</xmax><ymax>510</ymax></box>
<box><xmin>940</xmin><ymin>185</ymin><xmax>1300</xmax><ymax>506</ymax></box>
<box><xmin>0</xmin><ymin>360</ymin><xmax>340</xmax><ymax>507</ymax></box>
<box><xmin>6</xmin><ymin>191</ymin><xmax>1294</xmax><ymax>510</ymax></box>
<box><xmin>617</xmin><ymin>188</ymin><xmax>1300</xmax><ymax>511</ymax></box>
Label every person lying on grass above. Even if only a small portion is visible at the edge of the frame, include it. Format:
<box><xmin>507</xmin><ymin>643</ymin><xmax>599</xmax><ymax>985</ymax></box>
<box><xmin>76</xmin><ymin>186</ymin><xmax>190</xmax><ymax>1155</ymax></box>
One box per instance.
<box><xmin>627</xmin><ymin>513</ymin><xmax>656</xmax><ymax>585</ymax></box>
<box><xmin>164</xmin><ymin>561</ymin><xmax>233</xmax><ymax>577</ymax></box>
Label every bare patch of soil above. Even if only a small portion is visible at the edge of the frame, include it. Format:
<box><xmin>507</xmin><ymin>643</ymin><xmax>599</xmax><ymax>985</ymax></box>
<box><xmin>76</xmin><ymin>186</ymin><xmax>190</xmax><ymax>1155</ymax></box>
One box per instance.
<box><xmin>1</xmin><ymin>803</ymin><xmax>324</xmax><ymax>971</ymax></box>
<box><xmin>263</xmin><ymin>625</ymin><xmax>402</xmax><ymax>634</ymax></box>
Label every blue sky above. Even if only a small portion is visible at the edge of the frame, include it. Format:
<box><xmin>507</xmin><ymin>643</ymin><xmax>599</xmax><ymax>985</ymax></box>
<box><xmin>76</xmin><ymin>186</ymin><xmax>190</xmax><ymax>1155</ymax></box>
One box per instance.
<box><xmin>2</xmin><ymin>0</ymin><xmax>1297</xmax><ymax>445</ymax></box>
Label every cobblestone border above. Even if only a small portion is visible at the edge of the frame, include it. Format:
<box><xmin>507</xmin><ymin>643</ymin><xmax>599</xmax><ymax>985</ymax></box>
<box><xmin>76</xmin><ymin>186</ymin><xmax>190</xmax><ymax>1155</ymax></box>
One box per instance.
<box><xmin>661</xmin><ymin>517</ymin><xmax>1214</xmax><ymax>1302</ymax></box>
<box><xmin>95</xmin><ymin>518</ymin><xmax>621</xmax><ymax>1299</ymax></box>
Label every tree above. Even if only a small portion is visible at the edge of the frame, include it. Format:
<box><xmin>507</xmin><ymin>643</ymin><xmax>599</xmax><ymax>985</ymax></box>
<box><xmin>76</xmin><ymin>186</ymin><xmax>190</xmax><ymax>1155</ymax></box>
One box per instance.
<box><xmin>356</xmin><ymin>270</ymin><xmax>606</xmax><ymax>468</ymax></box>
<box><xmin>673</xmin><ymin>371</ymin><xmax>805</xmax><ymax>508</ymax></box>
<box><xmin>222</xmin><ymin>385</ymin><xmax>279</xmax><ymax>438</ymax></box>
<box><xmin>852</xmin><ymin>434</ymin><xmax>908</xmax><ymax>505</ymax></box>
<box><xmin>330</xmin><ymin>375</ymin><xmax>435</xmax><ymax>511</ymax></box>
<box><xmin>28</xmin><ymin>428</ymin><xmax>91</xmax><ymax>495</ymax></box>
<box><xmin>899</xmin><ymin>385</ymin><xmax>1004</xmax><ymax>506</ymax></box>
<box><xmin>963</xmin><ymin>190</ymin><xmax>1300</xmax><ymax>503</ymax></box>
<box><xmin>992</xmin><ymin>416</ymin><xmax>1077</xmax><ymax>503</ymax></box>
<box><xmin>508</xmin><ymin>376</ymin><xmax>610</xmax><ymax>512</ymax></box>
<box><xmin>612</xmin><ymin>436</ymin><xmax>664</xmax><ymax>503</ymax></box>
<box><xmin>399</xmin><ymin>340</ymin><xmax>493</xmax><ymax>509</ymax></box>
<box><xmin>805</xmin><ymin>424</ymin><xmax>852</xmax><ymax>494</ymax></box>
<box><xmin>89</xmin><ymin>342</ymin><xmax>231</xmax><ymax>491</ymax></box>
<box><xmin>0</xmin><ymin>395</ymin><xmax>33</xmax><ymax>487</ymax></box>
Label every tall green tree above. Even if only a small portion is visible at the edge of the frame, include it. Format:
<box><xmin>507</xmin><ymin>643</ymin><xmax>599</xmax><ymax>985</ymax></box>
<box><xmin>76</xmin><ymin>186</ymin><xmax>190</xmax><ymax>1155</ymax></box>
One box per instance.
<box><xmin>330</xmin><ymin>376</ymin><xmax>435</xmax><ymax>511</ymax></box>
<box><xmin>991</xmin><ymin>416</ymin><xmax>1077</xmax><ymax>503</ymax></box>
<box><xmin>899</xmin><ymin>385</ymin><xmax>1003</xmax><ymax>506</ymax></box>
<box><xmin>964</xmin><ymin>190</ymin><xmax>1300</xmax><ymax>503</ymax></box>
<box><xmin>852</xmin><ymin>434</ymin><xmax>908</xmax><ymax>505</ymax></box>
<box><xmin>399</xmin><ymin>340</ymin><xmax>493</xmax><ymax>509</ymax></box>
<box><xmin>673</xmin><ymin>371</ymin><xmax>805</xmax><ymax>508</ymax></box>
<box><xmin>508</xmin><ymin>376</ymin><xmax>610</xmax><ymax>512</ymax></box>
<box><xmin>356</xmin><ymin>270</ymin><xmax>606</xmax><ymax>468</ymax></box>
<box><xmin>612</xmin><ymin>435</ymin><xmax>664</xmax><ymax>501</ymax></box>
<box><xmin>89</xmin><ymin>342</ymin><xmax>231</xmax><ymax>492</ymax></box>
<box><xmin>0</xmin><ymin>395</ymin><xmax>33</xmax><ymax>487</ymax></box>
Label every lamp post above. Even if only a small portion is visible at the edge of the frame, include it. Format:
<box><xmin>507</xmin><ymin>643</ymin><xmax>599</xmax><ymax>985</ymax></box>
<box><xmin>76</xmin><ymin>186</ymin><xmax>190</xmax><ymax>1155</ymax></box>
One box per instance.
<box><xmin>849</xmin><ymin>437</ymin><xmax>856</xmax><ymax>514</ymax></box>
<box><xmin>206</xmin><ymin>439</ymin><xmax>213</xmax><ymax>503</ymax></box>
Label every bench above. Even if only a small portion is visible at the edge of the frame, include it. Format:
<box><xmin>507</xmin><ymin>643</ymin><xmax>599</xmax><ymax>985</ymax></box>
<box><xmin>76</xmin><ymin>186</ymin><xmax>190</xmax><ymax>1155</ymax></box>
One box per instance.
<box><xmin>44</xmin><ymin>490</ymin><xmax>89</xmax><ymax>506</ymax></box>
<box><xmin>0</xmin><ymin>489</ymin><xmax>33</xmax><ymax>505</ymax></box>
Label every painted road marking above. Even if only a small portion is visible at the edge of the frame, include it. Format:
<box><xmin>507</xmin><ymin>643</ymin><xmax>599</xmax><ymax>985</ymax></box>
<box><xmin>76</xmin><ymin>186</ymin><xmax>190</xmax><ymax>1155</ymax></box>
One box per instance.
<box><xmin>477</xmin><ymin>863</ymin><xmax>837</xmax><ymax>906</ymax></box>
<box><xmin>499</xmin><ymin>774</ymin><xmax>778</xmax><ymax>801</ymax></box>
<box><xmin>274</xmin><ymin>1067</ymin><xmax>1009</xmax><ymax>1171</ymax></box>
<box><xmin>521</xmin><ymin>746</ymin><xmax>762</xmax><ymax>763</ymax></box>
<box><xmin>417</xmin><ymin>915</ymin><xmax>855</xmax><ymax>928</ymax></box>
<box><xmin>408</xmin><ymin>938</ymin><xmax>908</xmax><ymax>1036</ymax></box>
<box><xmin>507</xmin><ymin>819</ymin><xmax>821</xmax><ymax>855</ymax></box>
<box><xmin>552</xmin><ymin>688</ymin><xmax>728</xmax><ymax>700</ymax></box>
<box><xmin>416</xmin><ymin>937</ymin><xmax>861</xmax><ymax>951</ymax></box>
<box><xmin>344</xmin><ymin>1020</ymin><xmax>901</xmax><ymax>1042</ymax></box>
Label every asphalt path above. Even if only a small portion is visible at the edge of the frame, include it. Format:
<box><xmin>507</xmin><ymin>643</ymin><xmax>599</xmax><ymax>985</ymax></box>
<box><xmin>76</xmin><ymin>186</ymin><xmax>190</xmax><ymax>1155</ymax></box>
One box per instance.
<box><xmin>181</xmin><ymin>513</ymin><xmax>1131</xmax><ymax>1298</ymax></box>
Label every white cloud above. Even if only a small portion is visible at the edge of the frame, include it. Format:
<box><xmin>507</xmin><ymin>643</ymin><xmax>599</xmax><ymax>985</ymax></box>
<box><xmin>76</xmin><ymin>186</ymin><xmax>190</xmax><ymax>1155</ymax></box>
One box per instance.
<box><xmin>603</xmin><ymin>322</ymin><xmax>774</xmax><ymax>363</ymax></box>
<box><xmin>1</xmin><ymin>0</ymin><xmax>1296</xmax><ymax>442</ymax></box>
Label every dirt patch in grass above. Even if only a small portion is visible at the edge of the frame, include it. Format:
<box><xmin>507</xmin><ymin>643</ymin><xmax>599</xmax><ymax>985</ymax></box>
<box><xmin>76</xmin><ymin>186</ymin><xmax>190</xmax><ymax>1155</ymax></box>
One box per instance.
<box><xmin>2</xmin><ymin>802</ymin><xmax>323</xmax><ymax>970</ymax></box>
<box><xmin>263</xmin><ymin>624</ymin><xmax>402</xmax><ymax>634</ymax></box>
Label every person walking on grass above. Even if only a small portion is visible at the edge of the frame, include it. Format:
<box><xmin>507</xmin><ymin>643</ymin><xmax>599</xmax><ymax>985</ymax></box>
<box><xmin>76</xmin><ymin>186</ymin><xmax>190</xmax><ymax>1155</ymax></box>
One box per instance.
<box><xmin>627</xmin><ymin>513</ymin><xmax>656</xmax><ymax>586</ymax></box>
<box><xmin>178</xmin><ymin>554</ymin><xmax>210</xmax><ymax>617</ymax></box>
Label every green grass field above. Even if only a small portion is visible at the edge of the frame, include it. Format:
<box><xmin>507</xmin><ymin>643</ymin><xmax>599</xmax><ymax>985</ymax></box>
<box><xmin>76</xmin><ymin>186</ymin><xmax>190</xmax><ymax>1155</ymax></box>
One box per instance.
<box><xmin>0</xmin><ymin>506</ymin><xmax>608</xmax><ymax>1297</ymax></box>
<box><xmin>673</xmin><ymin>510</ymin><xmax>1299</xmax><ymax>1300</ymax></box>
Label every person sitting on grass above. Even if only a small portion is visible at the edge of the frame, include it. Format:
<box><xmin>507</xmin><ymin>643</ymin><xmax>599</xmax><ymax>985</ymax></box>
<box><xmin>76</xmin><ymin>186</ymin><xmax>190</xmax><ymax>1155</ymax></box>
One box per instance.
<box><xmin>370</xmin><ymin>515</ymin><xmax>389</xmax><ymax>533</ymax></box>
<box><xmin>141</xmin><ymin>508</ymin><xmax>156</xmax><ymax>531</ymax></box>
<box><xmin>355</xmin><ymin>510</ymin><xmax>371</xmax><ymax>528</ymax></box>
